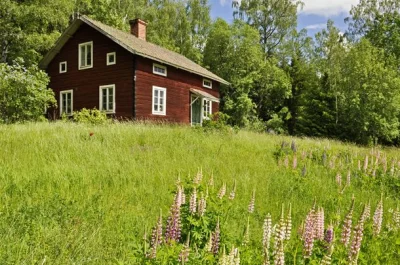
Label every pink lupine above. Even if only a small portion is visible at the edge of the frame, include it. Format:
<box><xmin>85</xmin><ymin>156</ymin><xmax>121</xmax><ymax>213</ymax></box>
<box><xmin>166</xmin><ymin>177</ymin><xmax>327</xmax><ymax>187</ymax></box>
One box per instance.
<box><xmin>193</xmin><ymin>168</ymin><xmax>203</xmax><ymax>185</ymax></box>
<box><xmin>341</xmin><ymin>198</ymin><xmax>354</xmax><ymax>246</ymax></box>
<box><xmin>148</xmin><ymin>211</ymin><xmax>163</xmax><ymax>259</ymax></box>
<box><xmin>198</xmin><ymin>193</ymin><xmax>206</xmax><ymax>217</ymax></box>
<box><xmin>217</xmin><ymin>183</ymin><xmax>226</xmax><ymax>199</ymax></box>
<box><xmin>248</xmin><ymin>190</ymin><xmax>255</xmax><ymax>213</ymax></box>
<box><xmin>165</xmin><ymin>190</ymin><xmax>182</xmax><ymax>243</ymax></box>
<box><xmin>180</xmin><ymin>186</ymin><xmax>186</xmax><ymax>205</ymax></box>
<box><xmin>189</xmin><ymin>188</ymin><xmax>197</xmax><ymax>214</ymax></box>
<box><xmin>303</xmin><ymin>208</ymin><xmax>315</xmax><ymax>258</ymax></box>
<box><xmin>283</xmin><ymin>156</ymin><xmax>289</xmax><ymax>168</ymax></box>
<box><xmin>373</xmin><ymin>197</ymin><xmax>384</xmax><ymax>236</ymax></box>
<box><xmin>315</xmin><ymin>207</ymin><xmax>325</xmax><ymax>240</ymax></box>
<box><xmin>263</xmin><ymin>213</ymin><xmax>272</xmax><ymax>251</ymax></box>
<box><xmin>293</xmin><ymin>155</ymin><xmax>298</xmax><ymax>169</ymax></box>
<box><xmin>211</xmin><ymin>219</ymin><xmax>221</xmax><ymax>255</ymax></box>
<box><xmin>349</xmin><ymin>221</ymin><xmax>364</xmax><ymax>263</ymax></box>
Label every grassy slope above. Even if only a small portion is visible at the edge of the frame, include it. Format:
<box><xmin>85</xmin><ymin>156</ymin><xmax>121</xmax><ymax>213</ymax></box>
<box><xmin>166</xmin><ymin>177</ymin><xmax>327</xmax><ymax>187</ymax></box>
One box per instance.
<box><xmin>0</xmin><ymin>123</ymin><xmax>398</xmax><ymax>263</ymax></box>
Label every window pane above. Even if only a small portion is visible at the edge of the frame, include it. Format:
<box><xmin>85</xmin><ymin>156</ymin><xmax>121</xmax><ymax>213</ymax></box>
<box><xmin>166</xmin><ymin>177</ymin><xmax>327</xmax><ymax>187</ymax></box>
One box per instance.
<box><xmin>108</xmin><ymin>88</ymin><xmax>113</xmax><ymax>110</ymax></box>
<box><xmin>80</xmin><ymin>46</ymin><xmax>86</xmax><ymax>66</ymax></box>
<box><xmin>86</xmin><ymin>45</ymin><xmax>92</xmax><ymax>65</ymax></box>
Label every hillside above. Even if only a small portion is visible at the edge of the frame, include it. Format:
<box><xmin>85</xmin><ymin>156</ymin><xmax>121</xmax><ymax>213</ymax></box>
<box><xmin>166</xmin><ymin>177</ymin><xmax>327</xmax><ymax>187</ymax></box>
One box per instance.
<box><xmin>0</xmin><ymin>123</ymin><xmax>399</xmax><ymax>264</ymax></box>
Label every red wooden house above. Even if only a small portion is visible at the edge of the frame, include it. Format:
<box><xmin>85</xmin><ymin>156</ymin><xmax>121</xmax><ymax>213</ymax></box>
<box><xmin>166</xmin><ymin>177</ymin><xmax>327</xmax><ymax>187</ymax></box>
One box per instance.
<box><xmin>40</xmin><ymin>16</ymin><xmax>228</xmax><ymax>125</ymax></box>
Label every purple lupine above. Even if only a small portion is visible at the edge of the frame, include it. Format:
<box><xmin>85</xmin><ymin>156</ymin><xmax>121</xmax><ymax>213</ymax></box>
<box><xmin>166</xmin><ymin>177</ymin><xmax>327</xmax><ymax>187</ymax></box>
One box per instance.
<box><xmin>373</xmin><ymin>197</ymin><xmax>384</xmax><ymax>236</ymax></box>
<box><xmin>148</xmin><ymin>211</ymin><xmax>163</xmax><ymax>259</ymax></box>
<box><xmin>349</xmin><ymin>221</ymin><xmax>364</xmax><ymax>263</ymax></box>
<box><xmin>248</xmin><ymin>190</ymin><xmax>255</xmax><ymax>213</ymax></box>
<box><xmin>263</xmin><ymin>213</ymin><xmax>272</xmax><ymax>251</ymax></box>
<box><xmin>291</xmin><ymin>140</ymin><xmax>297</xmax><ymax>153</ymax></box>
<box><xmin>165</xmin><ymin>190</ymin><xmax>182</xmax><ymax>243</ymax></box>
<box><xmin>211</xmin><ymin>219</ymin><xmax>221</xmax><ymax>255</ymax></box>
<box><xmin>198</xmin><ymin>193</ymin><xmax>206</xmax><ymax>217</ymax></box>
<box><xmin>303</xmin><ymin>208</ymin><xmax>315</xmax><ymax>259</ymax></box>
<box><xmin>285</xmin><ymin>204</ymin><xmax>292</xmax><ymax>241</ymax></box>
<box><xmin>189</xmin><ymin>188</ymin><xmax>197</xmax><ymax>214</ymax></box>
<box><xmin>217</xmin><ymin>182</ymin><xmax>226</xmax><ymax>199</ymax></box>
<box><xmin>324</xmin><ymin>224</ymin><xmax>334</xmax><ymax>245</ymax></box>
<box><xmin>340</xmin><ymin>198</ymin><xmax>354</xmax><ymax>246</ymax></box>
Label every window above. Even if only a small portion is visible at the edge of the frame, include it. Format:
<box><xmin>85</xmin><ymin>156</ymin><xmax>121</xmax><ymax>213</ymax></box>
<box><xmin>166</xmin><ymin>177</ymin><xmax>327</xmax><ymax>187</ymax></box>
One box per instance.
<box><xmin>107</xmin><ymin>52</ymin><xmax>116</xmax><ymax>65</ymax></box>
<box><xmin>79</xmin><ymin>41</ymin><xmax>93</xmax><ymax>69</ymax></box>
<box><xmin>59</xmin><ymin>61</ymin><xmax>67</xmax><ymax>73</ymax></box>
<box><xmin>60</xmin><ymin>90</ymin><xmax>73</xmax><ymax>116</ymax></box>
<box><xmin>203</xmin><ymin>99</ymin><xmax>212</xmax><ymax>119</ymax></box>
<box><xmin>99</xmin><ymin>85</ymin><xmax>115</xmax><ymax>113</ymax></box>
<box><xmin>152</xmin><ymin>86</ymin><xmax>166</xmax><ymax>115</ymax></box>
<box><xmin>203</xmin><ymin>79</ymin><xmax>212</xmax><ymax>89</ymax></box>
<box><xmin>153</xmin><ymin>63</ymin><xmax>167</xmax><ymax>76</ymax></box>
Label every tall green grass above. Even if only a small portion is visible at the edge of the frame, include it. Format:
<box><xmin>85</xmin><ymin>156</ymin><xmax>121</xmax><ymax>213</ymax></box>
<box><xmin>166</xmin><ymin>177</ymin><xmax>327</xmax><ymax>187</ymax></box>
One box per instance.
<box><xmin>0</xmin><ymin>122</ymin><xmax>398</xmax><ymax>264</ymax></box>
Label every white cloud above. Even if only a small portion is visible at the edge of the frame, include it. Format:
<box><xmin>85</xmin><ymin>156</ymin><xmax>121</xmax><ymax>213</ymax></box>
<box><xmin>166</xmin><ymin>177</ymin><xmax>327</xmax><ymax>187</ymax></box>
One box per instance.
<box><xmin>305</xmin><ymin>23</ymin><xmax>326</xmax><ymax>30</ymax></box>
<box><xmin>220</xmin><ymin>0</ymin><xmax>227</xmax><ymax>6</ymax></box>
<box><xmin>301</xmin><ymin>0</ymin><xmax>359</xmax><ymax>16</ymax></box>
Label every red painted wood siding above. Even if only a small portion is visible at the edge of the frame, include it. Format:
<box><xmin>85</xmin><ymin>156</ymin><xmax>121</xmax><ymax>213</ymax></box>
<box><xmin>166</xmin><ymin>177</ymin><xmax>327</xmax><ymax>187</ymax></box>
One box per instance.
<box><xmin>47</xmin><ymin>24</ymin><xmax>134</xmax><ymax>118</ymax></box>
<box><xmin>135</xmin><ymin>56</ymin><xmax>220</xmax><ymax>123</ymax></box>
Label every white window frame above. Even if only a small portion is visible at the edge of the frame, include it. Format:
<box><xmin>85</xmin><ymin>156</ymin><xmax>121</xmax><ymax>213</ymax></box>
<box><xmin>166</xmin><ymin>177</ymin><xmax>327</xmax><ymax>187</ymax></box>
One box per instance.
<box><xmin>106</xmin><ymin>52</ymin><xmax>116</xmax><ymax>66</ymax></box>
<box><xmin>59</xmin><ymin>89</ymin><xmax>73</xmax><ymax>116</ymax></box>
<box><xmin>203</xmin><ymin>78</ymin><xmax>212</xmax><ymax>89</ymax></box>
<box><xmin>99</xmin><ymin>84</ymin><xmax>116</xmax><ymax>113</ymax></box>
<box><xmin>153</xmin><ymin>63</ymin><xmax>167</xmax><ymax>77</ymax></box>
<box><xmin>152</xmin><ymin>86</ymin><xmax>167</xmax><ymax>115</ymax></box>
<box><xmin>78</xmin><ymin>41</ymin><xmax>93</xmax><ymax>70</ymax></box>
<box><xmin>59</xmin><ymin>61</ymin><xmax>67</xmax><ymax>73</ymax></box>
<box><xmin>202</xmin><ymin>99</ymin><xmax>212</xmax><ymax>119</ymax></box>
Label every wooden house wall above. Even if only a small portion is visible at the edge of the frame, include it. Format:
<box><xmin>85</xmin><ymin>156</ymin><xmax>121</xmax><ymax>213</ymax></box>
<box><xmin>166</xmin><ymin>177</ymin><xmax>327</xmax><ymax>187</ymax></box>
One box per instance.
<box><xmin>47</xmin><ymin>24</ymin><xmax>134</xmax><ymax>118</ymax></box>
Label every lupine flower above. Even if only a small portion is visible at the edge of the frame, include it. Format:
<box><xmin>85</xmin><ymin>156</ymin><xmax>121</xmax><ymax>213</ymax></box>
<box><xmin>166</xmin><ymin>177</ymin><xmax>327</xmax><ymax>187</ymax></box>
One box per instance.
<box><xmin>301</xmin><ymin>151</ymin><xmax>307</xmax><ymax>160</ymax></box>
<box><xmin>363</xmin><ymin>155</ymin><xmax>368</xmax><ymax>172</ymax></box>
<box><xmin>393</xmin><ymin>205</ymin><xmax>400</xmax><ymax>229</ymax></box>
<box><xmin>234</xmin><ymin>249</ymin><xmax>240</xmax><ymax>265</ymax></box>
<box><xmin>248</xmin><ymin>190</ymin><xmax>255</xmax><ymax>213</ymax></box>
<box><xmin>291</xmin><ymin>140</ymin><xmax>297</xmax><ymax>153</ymax></box>
<box><xmin>357</xmin><ymin>160</ymin><xmax>361</xmax><ymax>171</ymax></box>
<box><xmin>181</xmin><ymin>186</ymin><xmax>186</xmax><ymax>205</ymax></box>
<box><xmin>208</xmin><ymin>173</ymin><xmax>214</xmax><ymax>186</ymax></box>
<box><xmin>165</xmin><ymin>190</ymin><xmax>182</xmax><ymax>243</ymax></box>
<box><xmin>346</xmin><ymin>170</ymin><xmax>351</xmax><ymax>186</ymax></box>
<box><xmin>322</xmin><ymin>151</ymin><xmax>327</xmax><ymax>165</ymax></box>
<box><xmin>263</xmin><ymin>213</ymin><xmax>272</xmax><ymax>251</ymax></box>
<box><xmin>274</xmin><ymin>240</ymin><xmax>285</xmax><ymax>265</ymax></box>
<box><xmin>341</xmin><ymin>198</ymin><xmax>354</xmax><ymax>246</ymax></box>
<box><xmin>211</xmin><ymin>219</ymin><xmax>221</xmax><ymax>255</ymax></box>
<box><xmin>283</xmin><ymin>156</ymin><xmax>289</xmax><ymax>168</ymax></box>
<box><xmin>360</xmin><ymin>202</ymin><xmax>371</xmax><ymax>223</ymax></box>
<box><xmin>263</xmin><ymin>248</ymin><xmax>270</xmax><ymax>265</ymax></box>
<box><xmin>373</xmin><ymin>197</ymin><xmax>384</xmax><ymax>236</ymax></box>
<box><xmin>178</xmin><ymin>233</ymin><xmax>190</xmax><ymax>264</ymax></box>
<box><xmin>198</xmin><ymin>193</ymin><xmax>206</xmax><ymax>217</ymax></box>
<box><xmin>349</xmin><ymin>221</ymin><xmax>364</xmax><ymax>263</ymax></box>
<box><xmin>189</xmin><ymin>188</ymin><xmax>197</xmax><ymax>214</ymax></box>
<box><xmin>324</xmin><ymin>224</ymin><xmax>334</xmax><ymax>245</ymax></box>
<box><xmin>229</xmin><ymin>180</ymin><xmax>236</xmax><ymax>200</ymax></box>
<box><xmin>217</xmin><ymin>183</ymin><xmax>226</xmax><ymax>199</ymax></box>
<box><xmin>205</xmin><ymin>232</ymin><xmax>213</xmax><ymax>252</ymax></box>
<box><xmin>303</xmin><ymin>208</ymin><xmax>315</xmax><ymax>258</ymax></box>
<box><xmin>315</xmin><ymin>207</ymin><xmax>325</xmax><ymax>240</ymax></box>
<box><xmin>218</xmin><ymin>246</ymin><xmax>228</xmax><ymax>265</ymax></box>
<box><xmin>390</xmin><ymin>159</ymin><xmax>395</xmax><ymax>176</ymax></box>
<box><xmin>292</xmin><ymin>155</ymin><xmax>298</xmax><ymax>169</ymax></box>
<box><xmin>321</xmin><ymin>247</ymin><xmax>333</xmax><ymax>265</ymax></box>
<box><xmin>148</xmin><ymin>210</ymin><xmax>163</xmax><ymax>259</ymax></box>
<box><xmin>371</xmin><ymin>169</ymin><xmax>376</xmax><ymax>177</ymax></box>
<box><xmin>193</xmin><ymin>168</ymin><xmax>203</xmax><ymax>185</ymax></box>
<box><xmin>329</xmin><ymin>159</ymin><xmax>335</xmax><ymax>169</ymax></box>
<box><xmin>274</xmin><ymin>205</ymin><xmax>287</xmax><ymax>248</ymax></box>
<box><xmin>285</xmin><ymin>204</ymin><xmax>292</xmax><ymax>241</ymax></box>
<box><xmin>301</xmin><ymin>165</ymin><xmax>307</xmax><ymax>177</ymax></box>
<box><xmin>335</xmin><ymin>173</ymin><xmax>342</xmax><ymax>188</ymax></box>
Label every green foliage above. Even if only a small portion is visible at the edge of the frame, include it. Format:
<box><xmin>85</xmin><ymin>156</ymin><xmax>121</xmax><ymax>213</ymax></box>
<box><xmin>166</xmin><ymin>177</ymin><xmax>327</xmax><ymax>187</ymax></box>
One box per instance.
<box><xmin>0</xmin><ymin>60</ymin><xmax>55</xmax><ymax>123</ymax></box>
<box><xmin>73</xmin><ymin>108</ymin><xmax>109</xmax><ymax>125</ymax></box>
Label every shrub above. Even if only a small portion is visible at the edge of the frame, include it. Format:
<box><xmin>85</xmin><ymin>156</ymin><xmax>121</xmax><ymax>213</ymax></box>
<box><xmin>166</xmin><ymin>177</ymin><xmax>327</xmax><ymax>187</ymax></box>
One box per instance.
<box><xmin>202</xmin><ymin>112</ymin><xmax>231</xmax><ymax>131</ymax></box>
<box><xmin>0</xmin><ymin>59</ymin><xmax>55</xmax><ymax>123</ymax></box>
<box><xmin>73</xmin><ymin>108</ymin><xmax>109</xmax><ymax>125</ymax></box>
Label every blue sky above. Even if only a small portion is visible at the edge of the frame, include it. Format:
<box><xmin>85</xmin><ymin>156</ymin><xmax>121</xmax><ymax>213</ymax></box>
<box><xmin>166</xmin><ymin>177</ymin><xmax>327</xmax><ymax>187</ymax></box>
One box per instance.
<box><xmin>209</xmin><ymin>0</ymin><xmax>359</xmax><ymax>36</ymax></box>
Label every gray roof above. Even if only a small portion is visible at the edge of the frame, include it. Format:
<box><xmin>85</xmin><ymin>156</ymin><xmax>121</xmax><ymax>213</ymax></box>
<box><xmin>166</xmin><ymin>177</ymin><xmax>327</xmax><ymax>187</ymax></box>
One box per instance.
<box><xmin>40</xmin><ymin>15</ymin><xmax>229</xmax><ymax>85</ymax></box>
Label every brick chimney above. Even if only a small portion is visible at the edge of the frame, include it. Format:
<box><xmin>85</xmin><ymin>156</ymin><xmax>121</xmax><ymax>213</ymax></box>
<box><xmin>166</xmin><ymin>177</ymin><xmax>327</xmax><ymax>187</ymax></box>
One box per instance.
<box><xmin>129</xmin><ymin>19</ymin><xmax>147</xmax><ymax>41</ymax></box>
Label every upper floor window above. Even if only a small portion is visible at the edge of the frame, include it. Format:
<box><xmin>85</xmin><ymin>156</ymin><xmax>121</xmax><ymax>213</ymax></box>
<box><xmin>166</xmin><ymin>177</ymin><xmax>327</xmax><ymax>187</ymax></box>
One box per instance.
<box><xmin>153</xmin><ymin>63</ymin><xmax>167</xmax><ymax>76</ymax></box>
<box><xmin>79</xmin><ymin>41</ymin><xmax>93</xmax><ymax>69</ymax></box>
<box><xmin>203</xmin><ymin>79</ymin><xmax>212</xmax><ymax>89</ymax></box>
<box><xmin>59</xmin><ymin>61</ymin><xmax>67</xmax><ymax>73</ymax></box>
<box><xmin>203</xmin><ymin>99</ymin><xmax>212</xmax><ymax>118</ymax></box>
<box><xmin>60</xmin><ymin>90</ymin><xmax>73</xmax><ymax>116</ymax></box>
<box><xmin>152</xmin><ymin>86</ymin><xmax>166</xmax><ymax>115</ymax></box>
<box><xmin>107</xmin><ymin>52</ymin><xmax>116</xmax><ymax>65</ymax></box>
<box><xmin>99</xmin><ymin>84</ymin><xmax>115</xmax><ymax>113</ymax></box>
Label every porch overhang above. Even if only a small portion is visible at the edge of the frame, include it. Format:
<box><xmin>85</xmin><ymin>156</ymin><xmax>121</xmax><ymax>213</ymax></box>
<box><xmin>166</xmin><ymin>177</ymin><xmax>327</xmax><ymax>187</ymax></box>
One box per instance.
<box><xmin>190</xmin><ymin>88</ymin><xmax>220</xmax><ymax>103</ymax></box>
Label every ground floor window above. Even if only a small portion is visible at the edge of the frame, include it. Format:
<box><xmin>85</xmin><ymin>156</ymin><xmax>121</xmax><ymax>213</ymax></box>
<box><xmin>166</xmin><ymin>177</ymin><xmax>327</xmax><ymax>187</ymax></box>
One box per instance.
<box><xmin>203</xmin><ymin>99</ymin><xmax>212</xmax><ymax>119</ymax></box>
<box><xmin>99</xmin><ymin>84</ymin><xmax>115</xmax><ymax>113</ymax></box>
<box><xmin>152</xmin><ymin>86</ymin><xmax>166</xmax><ymax>115</ymax></box>
<box><xmin>60</xmin><ymin>90</ymin><xmax>73</xmax><ymax>116</ymax></box>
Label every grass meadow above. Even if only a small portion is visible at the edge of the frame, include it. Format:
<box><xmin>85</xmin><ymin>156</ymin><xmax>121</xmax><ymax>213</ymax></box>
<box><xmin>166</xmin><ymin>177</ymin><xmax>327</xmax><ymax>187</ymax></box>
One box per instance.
<box><xmin>0</xmin><ymin>122</ymin><xmax>399</xmax><ymax>264</ymax></box>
